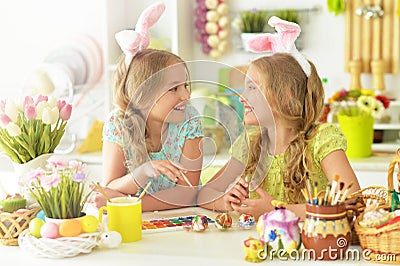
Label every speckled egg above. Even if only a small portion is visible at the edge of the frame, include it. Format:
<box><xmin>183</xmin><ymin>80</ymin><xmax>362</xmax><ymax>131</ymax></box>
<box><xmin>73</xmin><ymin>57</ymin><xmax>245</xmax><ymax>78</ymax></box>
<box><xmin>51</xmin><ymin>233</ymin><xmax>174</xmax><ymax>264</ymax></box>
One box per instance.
<box><xmin>239</xmin><ymin>214</ymin><xmax>255</xmax><ymax>229</ymax></box>
<box><xmin>40</xmin><ymin>222</ymin><xmax>59</xmax><ymax>239</ymax></box>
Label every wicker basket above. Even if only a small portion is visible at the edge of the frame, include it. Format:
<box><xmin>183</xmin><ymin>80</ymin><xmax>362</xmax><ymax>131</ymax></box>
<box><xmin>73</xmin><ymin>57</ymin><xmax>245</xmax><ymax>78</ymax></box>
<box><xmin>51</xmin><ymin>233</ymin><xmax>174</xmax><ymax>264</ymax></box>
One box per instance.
<box><xmin>353</xmin><ymin>149</ymin><xmax>400</xmax><ymax>264</ymax></box>
<box><xmin>0</xmin><ymin>207</ymin><xmax>41</xmax><ymax>246</ymax></box>
<box><xmin>18</xmin><ymin>229</ymin><xmax>101</xmax><ymax>259</ymax></box>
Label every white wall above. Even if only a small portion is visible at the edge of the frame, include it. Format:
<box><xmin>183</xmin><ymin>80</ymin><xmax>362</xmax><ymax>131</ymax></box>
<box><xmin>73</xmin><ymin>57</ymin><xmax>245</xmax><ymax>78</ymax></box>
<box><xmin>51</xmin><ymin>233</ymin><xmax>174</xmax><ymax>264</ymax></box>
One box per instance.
<box><xmin>0</xmin><ymin>0</ymin><xmax>105</xmax><ymax>99</ymax></box>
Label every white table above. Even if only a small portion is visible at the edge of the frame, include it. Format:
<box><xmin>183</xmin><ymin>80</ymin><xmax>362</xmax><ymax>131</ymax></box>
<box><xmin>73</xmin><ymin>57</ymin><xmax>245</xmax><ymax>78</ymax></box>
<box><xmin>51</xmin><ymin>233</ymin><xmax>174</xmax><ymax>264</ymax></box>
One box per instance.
<box><xmin>0</xmin><ymin>207</ymin><xmax>396</xmax><ymax>266</ymax></box>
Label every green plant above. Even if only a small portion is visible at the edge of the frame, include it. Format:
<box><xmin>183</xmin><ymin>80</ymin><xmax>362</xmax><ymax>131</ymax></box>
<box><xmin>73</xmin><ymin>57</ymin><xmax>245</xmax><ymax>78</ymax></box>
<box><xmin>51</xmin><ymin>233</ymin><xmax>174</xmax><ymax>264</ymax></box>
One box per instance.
<box><xmin>24</xmin><ymin>156</ymin><xmax>92</xmax><ymax>219</ymax></box>
<box><xmin>239</xmin><ymin>9</ymin><xmax>269</xmax><ymax>33</ymax></box>
<box><xmin>265</xmin><ymin>9</ymin><xmax>301</xmax><ymax>32</ymax></box>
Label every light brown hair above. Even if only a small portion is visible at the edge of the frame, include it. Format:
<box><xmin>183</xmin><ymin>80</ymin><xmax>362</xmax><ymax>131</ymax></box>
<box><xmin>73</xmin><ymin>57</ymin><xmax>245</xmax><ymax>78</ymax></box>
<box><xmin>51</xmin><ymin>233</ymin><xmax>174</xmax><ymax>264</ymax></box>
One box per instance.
<box><xmin>112</xmin><ymin>49</ymin><xmax>187</xmax><ymax>169</ymax></box>
<box><xmin>244</xmin><ymin>53</ymin><xmax>324</xmax><ymax>203</ymax></box>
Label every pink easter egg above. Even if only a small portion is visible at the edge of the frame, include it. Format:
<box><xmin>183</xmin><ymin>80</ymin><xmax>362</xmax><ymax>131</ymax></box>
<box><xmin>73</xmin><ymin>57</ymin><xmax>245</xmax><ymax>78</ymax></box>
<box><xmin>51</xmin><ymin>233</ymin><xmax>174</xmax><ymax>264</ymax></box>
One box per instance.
<box><xmin>40</xmin><ymin>222</ymin><xmax>59</xmax><ymax>239</ymax></box>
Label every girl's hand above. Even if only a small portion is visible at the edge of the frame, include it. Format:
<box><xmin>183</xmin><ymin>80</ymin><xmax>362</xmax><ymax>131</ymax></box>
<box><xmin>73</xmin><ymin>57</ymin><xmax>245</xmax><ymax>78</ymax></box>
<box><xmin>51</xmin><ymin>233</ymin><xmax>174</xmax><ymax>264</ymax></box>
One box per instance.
<box><xmin>231</xmin><ymin>186</ymin><xmax>274</xmax><ymax>220</ymax></box>
<box><xmin>223</xmin><ymin>177</ymin><xmax>249</xmax><ymax>206</ymax></box>
<box><xmin>88</xmin><ymin>185</ymin><xmax>126</xmax><ymax>209</ymax></box>
<box><xmin>139</xmin><ymin>160</ymin><xmax>186</xmax><ymax>183</ymax></box>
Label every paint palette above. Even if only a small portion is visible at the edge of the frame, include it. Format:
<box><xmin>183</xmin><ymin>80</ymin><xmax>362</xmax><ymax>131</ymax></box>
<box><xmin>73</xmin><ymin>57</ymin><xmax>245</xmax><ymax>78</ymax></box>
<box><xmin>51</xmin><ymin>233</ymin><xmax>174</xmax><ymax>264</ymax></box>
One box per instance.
<box><xmin>142</xmin><ymin>215</ymin><xmax>215</xmax><ymax>233</ymax></box>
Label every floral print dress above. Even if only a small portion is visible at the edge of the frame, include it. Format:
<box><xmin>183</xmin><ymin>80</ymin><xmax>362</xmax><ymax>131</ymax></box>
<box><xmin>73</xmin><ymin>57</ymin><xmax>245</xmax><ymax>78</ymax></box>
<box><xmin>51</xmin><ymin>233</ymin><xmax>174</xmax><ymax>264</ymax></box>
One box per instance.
<box><xmin>103</xmin><ymin>104</ymin><xmax>203</xmax><ymax>194</ymax></box>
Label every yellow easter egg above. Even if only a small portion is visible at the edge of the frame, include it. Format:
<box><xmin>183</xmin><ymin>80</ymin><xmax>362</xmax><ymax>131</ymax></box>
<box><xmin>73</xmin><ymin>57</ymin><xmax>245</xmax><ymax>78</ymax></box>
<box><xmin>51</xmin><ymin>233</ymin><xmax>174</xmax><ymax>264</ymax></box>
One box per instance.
<box><xmin>59</xmin><ymin>219</ymin><xmax>82</xmax><ymax>237</ymax></box>
<box><xmin>80</xmin><ymin>215</ymin><xmax>99</xmax><ymax>233</ymax></box>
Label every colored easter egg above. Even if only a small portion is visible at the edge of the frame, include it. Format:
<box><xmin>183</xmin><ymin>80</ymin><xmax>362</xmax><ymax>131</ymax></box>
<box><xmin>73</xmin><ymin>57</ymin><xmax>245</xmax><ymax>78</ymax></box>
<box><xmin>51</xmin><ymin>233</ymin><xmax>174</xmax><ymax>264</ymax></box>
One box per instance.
<box><xmin>215</xmin><ymin>213</ymin><xmax>232</xmax><ymax>230</ymax></box>
<box><xmin>59</xmin><ymin>219</ymin><xmax>82</xmax><ymax>237</ymax></box>
<box><xmin>191</xmin><ymin>215</ymin><xmax>208</xmax><ymax>232</ymax></box>
<box><xmin>36</xmin><ymin>210</ymin><xmax>46</xmax><ymax>221</ymax></box>
<box><xmin>29</xmin><ymin>218</ymin><xmax>45</xmax><ymax>238</ymax></box>
<box><xmin>80</xmin><ymin>215</ymin><xmax>99</xmax><ymax>233</ymax></box>
<box><xmin>40</xmin><ymin>222</ymin><xmax>59</xmax><ymax>239</ymax></box>
<box><xmin>239</xmin><ymin>214</ymin><xmax>255</xmax><ymax>229</ymax></box>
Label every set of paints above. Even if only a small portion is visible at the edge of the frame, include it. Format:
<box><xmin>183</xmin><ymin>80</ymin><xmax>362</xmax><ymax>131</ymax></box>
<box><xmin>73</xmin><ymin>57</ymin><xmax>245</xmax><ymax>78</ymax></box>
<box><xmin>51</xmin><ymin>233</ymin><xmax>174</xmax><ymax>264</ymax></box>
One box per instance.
<box><xmin>142</xmin><ymin>215</ymin><xmax>215</xmax><ymax>233</ymax></box>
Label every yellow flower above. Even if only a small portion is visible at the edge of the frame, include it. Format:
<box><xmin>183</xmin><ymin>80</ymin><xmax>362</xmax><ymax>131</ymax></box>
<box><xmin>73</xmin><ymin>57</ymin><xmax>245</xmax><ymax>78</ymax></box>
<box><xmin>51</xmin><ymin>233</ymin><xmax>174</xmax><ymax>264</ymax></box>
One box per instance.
<box><xmin>357</xmin><ymin>95</ymin><xmax>374</xmax><ymax>113</ymax></box>
<box><xmin>371</xmin><ymin>100</ymin><xmax>384</xmax><ymax>119</ymax></box>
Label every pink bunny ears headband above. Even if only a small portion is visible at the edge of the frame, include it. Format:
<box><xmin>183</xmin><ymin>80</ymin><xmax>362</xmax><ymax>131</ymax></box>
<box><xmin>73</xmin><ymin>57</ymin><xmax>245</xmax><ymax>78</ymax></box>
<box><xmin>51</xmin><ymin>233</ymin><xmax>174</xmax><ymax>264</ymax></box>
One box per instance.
<box><xmin>247</xmin><ymin>16</ymin><xmax>311</xmax><ymax>77</ymax></box>
<box><xmin>115</xmin><ymin>2</ymin><xmax>166</xmax><ymax>69</ymax></box>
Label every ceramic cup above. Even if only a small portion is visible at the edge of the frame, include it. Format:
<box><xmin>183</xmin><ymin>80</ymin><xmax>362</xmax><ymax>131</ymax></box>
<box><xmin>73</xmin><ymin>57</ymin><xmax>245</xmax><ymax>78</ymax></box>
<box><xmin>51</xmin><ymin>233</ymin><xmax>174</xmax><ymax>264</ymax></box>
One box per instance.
<box><xmin>98</xmin><ymin>197</ymin><xmax>142</xmax><ymax>243</ymax></box>
<box><xmin>301</xmin><ymin>203</ymin><xmax>358</xmax><ymax>260</ymax></box>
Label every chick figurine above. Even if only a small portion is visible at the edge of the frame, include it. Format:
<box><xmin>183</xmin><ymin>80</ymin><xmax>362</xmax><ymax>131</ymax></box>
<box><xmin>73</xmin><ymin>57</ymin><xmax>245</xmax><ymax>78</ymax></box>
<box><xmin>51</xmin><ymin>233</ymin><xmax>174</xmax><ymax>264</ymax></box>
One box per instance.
<box><xmin>243</xmin><ymin>237</ymin><xmax>265</xmax><ymax>262</ymax></box>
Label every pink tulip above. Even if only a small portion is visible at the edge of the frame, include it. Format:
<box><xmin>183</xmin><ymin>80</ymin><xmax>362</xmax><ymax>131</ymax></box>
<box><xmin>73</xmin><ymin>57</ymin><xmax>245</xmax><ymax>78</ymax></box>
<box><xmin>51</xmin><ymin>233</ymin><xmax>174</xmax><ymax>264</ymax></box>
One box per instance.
<box><xmin>35</xmin><ymin>95</ymin><xmax>48</xmax><ymax>105</ymax></box>
<box><xmin>24</xmin><ymin>96</ymin><xmax>34</xmax><ymax>108</ymax></box>
<box><xmin>0</xmin><ymin>113</ymin><xmax>11</xmax><ymax>128</ymax></box>
<box><xmin>24</xmin><ymin>104</ymin><xmax>36</xmax><ymax>120</ymax></box>
<box><xmin>57</xmin><ymin>100</ymin><xmax>66</xmax><ymax>110</ymax></box>
<box><xmin>59</xmin><ymin>103</ymin><xmax>72</xmax><ymax>121</ymax></box>
<box><xmin>0</xmin><ymin>99</ymin><xmax>6</xmax><ymax>113</ymax></box>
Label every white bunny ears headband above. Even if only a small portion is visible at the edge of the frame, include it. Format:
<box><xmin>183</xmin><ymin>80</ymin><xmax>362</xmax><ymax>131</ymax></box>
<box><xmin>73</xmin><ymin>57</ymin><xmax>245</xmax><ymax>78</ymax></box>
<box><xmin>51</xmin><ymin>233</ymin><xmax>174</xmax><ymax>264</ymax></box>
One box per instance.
<box><xmin>115</xmin><ymin>2</ymin><xmax>166</xmax><ymax>69</ymax></box>
<box><xmin>247</xmin><ymin>16</ymin><xmax>311</xmax><ymax>77</ymax></box>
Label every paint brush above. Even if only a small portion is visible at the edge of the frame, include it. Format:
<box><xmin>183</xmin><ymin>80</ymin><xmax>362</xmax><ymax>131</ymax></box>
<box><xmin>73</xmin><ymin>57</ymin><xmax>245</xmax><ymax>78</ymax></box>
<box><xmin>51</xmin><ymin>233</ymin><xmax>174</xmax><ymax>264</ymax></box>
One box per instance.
<box><xmin>328</xmin><ymin>174</ymin><xmax>340</xmax><ymax>205</ymax></box>
<box><xmin>306</xmin><ymin>173</ymin><xmax>313</xmax><ymax>203</ymax></box>
<box><xmin>339</xmin><ymin>181</ymin><xmax>354</xmax><ymax>203</ymax></box>
<box><xmin>179</xmin><ymin>169</ymin><xmax>193</xmax><ymax>188</ymax></box>
<box><xmin>161</xmin><ymin>149</ymin><xmax>193</xmax><ymax>187</ymax></box>
<box><xmin>301</xmin><ymin>188</ymin><xmax>310</xmax><ymax>204</ymax></box>
<box><xmin>313</xmin><ymin>181</ymin><xmax>318</xmax><ymax>205</ymax></box>
<box><xmin>92</xmin><ymin>182</ymin><xmax>111</xmax><ymax>202</ymax></box>
<box><xmin>332</xmin><ymin>182</ymin><xmax>345</xmax><ymax>205</ymax></box>
<box><xmin>323</xmin><ymin>185</ymin><xmax>330</xmax><ymax>206</ymax></box>
<box><xmin>137</xmin><ymin>181</ymin><xmax>152</xmax><ymax>200</ymax></box>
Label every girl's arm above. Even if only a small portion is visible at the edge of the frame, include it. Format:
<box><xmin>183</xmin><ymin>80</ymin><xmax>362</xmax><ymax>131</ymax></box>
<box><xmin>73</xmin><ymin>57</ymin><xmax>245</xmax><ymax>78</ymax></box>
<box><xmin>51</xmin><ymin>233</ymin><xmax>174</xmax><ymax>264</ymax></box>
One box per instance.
<box><xmin>102</xmin><ymin>140</ymin><xmax>127</xmax><ymax>186</ymax></box>
<box><xmin>320</xmin><ymin>149</ymin><xmax>361</xmax><ymax>194</ymax></box>
<box><xmin>231</xmin><ymin>149</ymin><xmax>361</xmax><ymax>220</ymax></box>
<box><xmin>197</xmin><ymin>158</ymin><xmax>246</xmax><ymax>211</ymax></box>
<box><xmin>140</xmin><ymin>137</ymin><xmax>204</xmax><ymax>211</ymax></box>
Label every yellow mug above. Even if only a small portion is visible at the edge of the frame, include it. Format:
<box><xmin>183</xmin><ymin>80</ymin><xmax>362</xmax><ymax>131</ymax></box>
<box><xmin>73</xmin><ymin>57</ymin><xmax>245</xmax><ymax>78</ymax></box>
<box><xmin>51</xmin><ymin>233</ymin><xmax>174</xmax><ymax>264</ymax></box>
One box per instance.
<box><xmin>98</xmin><ymin>197</ymin><xmax>142</xmax><ymax>243</ymax></box>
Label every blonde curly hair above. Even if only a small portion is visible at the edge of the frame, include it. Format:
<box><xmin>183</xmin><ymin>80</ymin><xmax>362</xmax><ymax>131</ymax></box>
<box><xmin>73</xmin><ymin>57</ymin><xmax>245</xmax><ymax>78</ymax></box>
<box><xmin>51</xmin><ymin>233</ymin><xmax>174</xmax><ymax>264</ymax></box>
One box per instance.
<box><xmin>243</xmin><ymin>53</ymin><xmax>324</xmax><ymax>203</ymax></box>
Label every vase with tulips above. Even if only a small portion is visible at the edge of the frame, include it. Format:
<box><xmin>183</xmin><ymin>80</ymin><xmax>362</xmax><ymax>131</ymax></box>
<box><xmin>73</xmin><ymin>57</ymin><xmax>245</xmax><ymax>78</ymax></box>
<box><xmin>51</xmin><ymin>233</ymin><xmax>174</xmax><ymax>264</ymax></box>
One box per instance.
<box><xmin>0</xmin><ymin>95</ymin><xmax>72</xmax><ymax>164</ymax></box>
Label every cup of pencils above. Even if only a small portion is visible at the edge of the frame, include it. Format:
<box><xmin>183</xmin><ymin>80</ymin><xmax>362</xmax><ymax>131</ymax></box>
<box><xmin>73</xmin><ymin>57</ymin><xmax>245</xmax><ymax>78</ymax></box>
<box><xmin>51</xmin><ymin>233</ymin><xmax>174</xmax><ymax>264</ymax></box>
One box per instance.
<box><xmin>301</xmin><ymin>175</ymin><xmax>358</xmax><ymax>260</ymax></box>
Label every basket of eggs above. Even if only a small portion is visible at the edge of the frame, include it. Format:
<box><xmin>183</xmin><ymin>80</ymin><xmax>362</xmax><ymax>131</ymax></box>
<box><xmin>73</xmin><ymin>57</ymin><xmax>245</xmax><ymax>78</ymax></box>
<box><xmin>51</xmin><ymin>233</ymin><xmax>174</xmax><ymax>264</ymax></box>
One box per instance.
<box><xmin>18</xmin><ymin>214</ymin><xmax>103</xmax><ymax>258</ymax></box>
<box><xmin>353</xmin><ymin>149</ymin><xmax>400</xmax><ymax>264</ymax></box>
<box><xmin>0</xmin><ymin>193</ymin><xmax>41</xmax><ymax>246</ymax></box>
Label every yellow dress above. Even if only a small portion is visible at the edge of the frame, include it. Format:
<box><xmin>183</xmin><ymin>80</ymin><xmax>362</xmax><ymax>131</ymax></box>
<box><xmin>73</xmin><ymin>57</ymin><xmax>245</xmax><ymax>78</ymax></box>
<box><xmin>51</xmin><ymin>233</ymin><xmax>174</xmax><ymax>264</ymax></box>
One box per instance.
<box><xmin>230</xmin><ymin>123</ymin><xmax>347</xmax><ymax>203</ymax></box>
